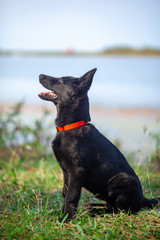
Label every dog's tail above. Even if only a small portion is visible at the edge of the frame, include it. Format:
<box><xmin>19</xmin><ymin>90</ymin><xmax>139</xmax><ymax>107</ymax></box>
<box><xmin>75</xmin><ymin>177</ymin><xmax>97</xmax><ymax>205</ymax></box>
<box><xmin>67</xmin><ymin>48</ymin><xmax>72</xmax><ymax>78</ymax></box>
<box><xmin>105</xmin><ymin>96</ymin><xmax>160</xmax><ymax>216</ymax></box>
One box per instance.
<box><xmin>142</xmin><ymin>197</ymin><xmax>160</xmax><ymax>208</ymax></box>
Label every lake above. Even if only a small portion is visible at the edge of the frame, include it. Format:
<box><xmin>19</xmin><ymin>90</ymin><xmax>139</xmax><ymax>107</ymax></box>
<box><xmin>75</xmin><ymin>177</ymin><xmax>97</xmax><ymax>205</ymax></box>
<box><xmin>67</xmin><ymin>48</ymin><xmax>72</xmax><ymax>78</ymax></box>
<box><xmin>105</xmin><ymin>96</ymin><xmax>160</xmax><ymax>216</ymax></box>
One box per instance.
<box><xmin>0</xmin><ymin>55</ymin><xmax>160</xmax><ymax>107</ymax></box>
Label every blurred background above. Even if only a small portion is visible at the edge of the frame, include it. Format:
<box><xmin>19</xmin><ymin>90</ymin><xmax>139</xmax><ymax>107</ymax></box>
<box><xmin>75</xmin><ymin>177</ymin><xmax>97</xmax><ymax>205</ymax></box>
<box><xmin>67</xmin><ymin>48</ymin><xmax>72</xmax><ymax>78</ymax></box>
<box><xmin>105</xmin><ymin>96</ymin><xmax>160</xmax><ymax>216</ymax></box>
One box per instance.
<box><xmin>0</xmin><ymin>0</ymin><xmax>160</xmax><ymax>153</ymax></box>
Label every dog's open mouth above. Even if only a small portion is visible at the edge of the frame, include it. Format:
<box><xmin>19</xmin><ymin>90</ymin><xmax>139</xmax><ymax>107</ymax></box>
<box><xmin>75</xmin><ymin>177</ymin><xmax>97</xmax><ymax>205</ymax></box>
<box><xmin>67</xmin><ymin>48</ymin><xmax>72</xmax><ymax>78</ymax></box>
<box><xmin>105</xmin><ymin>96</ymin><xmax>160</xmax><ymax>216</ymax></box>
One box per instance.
<box><xmin>38</xmin><ymin>91</ymin><xmax>58</xmax><ymax>101</ymax></box>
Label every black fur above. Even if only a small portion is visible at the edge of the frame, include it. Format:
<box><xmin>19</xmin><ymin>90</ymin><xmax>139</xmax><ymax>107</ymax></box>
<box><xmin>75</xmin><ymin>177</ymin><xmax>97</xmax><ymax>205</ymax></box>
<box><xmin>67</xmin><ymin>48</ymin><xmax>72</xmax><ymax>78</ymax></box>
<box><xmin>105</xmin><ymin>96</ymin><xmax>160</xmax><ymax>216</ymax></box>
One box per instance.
<box><xmin>39</xmin><ymin>68</ymin><xmax>160</xmax><ymax>222</ymax></box>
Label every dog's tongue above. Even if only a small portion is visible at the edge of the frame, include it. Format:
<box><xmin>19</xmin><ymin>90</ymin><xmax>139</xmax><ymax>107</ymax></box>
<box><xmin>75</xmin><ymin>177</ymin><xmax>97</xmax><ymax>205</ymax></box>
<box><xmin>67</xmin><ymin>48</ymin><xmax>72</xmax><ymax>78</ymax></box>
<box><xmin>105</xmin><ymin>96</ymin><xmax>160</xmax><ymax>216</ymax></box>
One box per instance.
<box><xmin>39</xmin><ymin>91</ymin><xmax>57</xmax><ymax>98</ymax></box>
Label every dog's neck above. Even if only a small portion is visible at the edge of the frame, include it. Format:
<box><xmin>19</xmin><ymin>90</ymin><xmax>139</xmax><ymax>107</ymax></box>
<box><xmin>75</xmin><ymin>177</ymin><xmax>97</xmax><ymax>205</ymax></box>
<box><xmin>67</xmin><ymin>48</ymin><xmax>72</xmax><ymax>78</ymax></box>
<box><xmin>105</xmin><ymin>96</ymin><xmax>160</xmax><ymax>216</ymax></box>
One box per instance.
<box><xmin>55</xmin><ymin>97</ymin><xmax>91</xmax><ymax>127</ymax></box>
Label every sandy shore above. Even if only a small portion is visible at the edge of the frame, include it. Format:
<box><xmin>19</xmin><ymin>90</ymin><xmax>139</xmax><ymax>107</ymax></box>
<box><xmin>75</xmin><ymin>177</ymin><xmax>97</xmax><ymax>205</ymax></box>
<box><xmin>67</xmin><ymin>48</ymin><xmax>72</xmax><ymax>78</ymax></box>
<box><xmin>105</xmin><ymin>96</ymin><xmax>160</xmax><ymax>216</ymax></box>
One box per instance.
<box><xmin>1</xmin><ymin>103</ymin><xmax>160</xmax><ymax>117</ymax></box>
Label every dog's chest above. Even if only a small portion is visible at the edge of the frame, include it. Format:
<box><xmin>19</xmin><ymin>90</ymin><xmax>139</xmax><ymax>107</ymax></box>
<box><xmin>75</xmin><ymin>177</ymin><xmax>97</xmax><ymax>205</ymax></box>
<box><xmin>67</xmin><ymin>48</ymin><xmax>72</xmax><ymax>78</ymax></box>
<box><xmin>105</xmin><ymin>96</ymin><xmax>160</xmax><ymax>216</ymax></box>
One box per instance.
<box><xmin>52</xmin><ymin>133</ymin><xmax>77</xmax><ymax>168</ymax></box>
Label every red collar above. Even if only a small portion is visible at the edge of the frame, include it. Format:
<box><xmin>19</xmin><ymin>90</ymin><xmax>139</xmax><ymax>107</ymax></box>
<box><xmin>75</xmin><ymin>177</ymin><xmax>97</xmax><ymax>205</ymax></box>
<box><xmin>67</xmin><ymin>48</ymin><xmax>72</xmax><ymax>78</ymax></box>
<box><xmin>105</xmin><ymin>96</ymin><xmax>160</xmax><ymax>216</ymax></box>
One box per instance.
<box><xmin>56</xmin><ymin>120</ymin><xmax>88</xmax><ymax>132</ymax></box>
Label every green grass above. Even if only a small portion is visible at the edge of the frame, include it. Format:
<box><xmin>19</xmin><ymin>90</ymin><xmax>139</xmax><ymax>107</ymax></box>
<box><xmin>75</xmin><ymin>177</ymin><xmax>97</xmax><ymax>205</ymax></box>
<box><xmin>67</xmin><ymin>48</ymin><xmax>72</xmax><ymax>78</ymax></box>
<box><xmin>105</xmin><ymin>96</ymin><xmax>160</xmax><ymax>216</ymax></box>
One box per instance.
<box><xmin>0</xmin><ymin>155</ymin><xmax>160</xmax><ymax>240</ymax></box>
<box><xmin>0</xmin><ymin>103</ymin><xmax>160</xmax><ymax>239</ymax></box>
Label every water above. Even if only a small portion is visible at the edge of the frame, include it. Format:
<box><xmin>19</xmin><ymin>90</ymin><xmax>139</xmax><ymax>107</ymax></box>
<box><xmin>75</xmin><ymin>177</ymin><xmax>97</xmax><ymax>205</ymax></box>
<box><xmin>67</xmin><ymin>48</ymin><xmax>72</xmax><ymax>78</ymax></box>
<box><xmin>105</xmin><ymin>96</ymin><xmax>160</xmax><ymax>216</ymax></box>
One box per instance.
<box><xmin>0</xmin><ymin>55</ymin><xmax>160</xmax><ymax>107</ymax></box>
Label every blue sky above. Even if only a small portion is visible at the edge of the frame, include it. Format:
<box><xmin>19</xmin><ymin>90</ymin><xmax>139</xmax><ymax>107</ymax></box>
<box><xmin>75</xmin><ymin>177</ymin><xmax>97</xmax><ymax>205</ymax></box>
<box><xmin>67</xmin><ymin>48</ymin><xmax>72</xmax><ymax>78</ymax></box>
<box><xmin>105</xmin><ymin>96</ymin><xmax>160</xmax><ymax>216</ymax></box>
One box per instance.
<box><xmin>0</xmin><ymin>0</ymin><xmax>160</xmax><ymax>51</ymax></box>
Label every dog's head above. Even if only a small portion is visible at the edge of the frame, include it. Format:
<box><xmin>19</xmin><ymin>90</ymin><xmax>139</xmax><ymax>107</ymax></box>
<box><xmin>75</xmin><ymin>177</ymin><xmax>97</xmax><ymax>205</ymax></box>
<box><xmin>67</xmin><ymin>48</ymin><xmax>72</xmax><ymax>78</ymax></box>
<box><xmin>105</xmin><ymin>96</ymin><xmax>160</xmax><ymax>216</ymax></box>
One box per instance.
<box><xmin>38</xmin><ymin>68</ymin><xmax>97</xmax><ymax>106</ymax></box>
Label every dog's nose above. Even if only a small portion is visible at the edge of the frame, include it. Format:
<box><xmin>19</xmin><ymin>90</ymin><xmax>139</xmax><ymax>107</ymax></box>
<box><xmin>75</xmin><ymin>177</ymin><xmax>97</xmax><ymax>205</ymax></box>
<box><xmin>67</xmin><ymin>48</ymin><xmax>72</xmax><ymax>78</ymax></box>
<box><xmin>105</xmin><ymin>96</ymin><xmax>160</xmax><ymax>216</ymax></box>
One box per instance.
<box><xmin>39</xmin><ymin>74</ymin><xmax>46</xmax><ymax>80</ymax></box>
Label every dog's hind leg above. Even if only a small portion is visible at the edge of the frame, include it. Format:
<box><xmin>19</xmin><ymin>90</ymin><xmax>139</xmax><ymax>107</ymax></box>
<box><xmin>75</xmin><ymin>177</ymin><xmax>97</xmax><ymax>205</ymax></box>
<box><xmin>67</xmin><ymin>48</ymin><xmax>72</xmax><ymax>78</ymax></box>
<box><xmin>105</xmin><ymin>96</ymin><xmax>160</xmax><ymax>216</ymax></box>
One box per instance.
<box><xmin>106</xmin><ymin>173</ymin><xmax>143</xmax><ymax>213</ymax></box>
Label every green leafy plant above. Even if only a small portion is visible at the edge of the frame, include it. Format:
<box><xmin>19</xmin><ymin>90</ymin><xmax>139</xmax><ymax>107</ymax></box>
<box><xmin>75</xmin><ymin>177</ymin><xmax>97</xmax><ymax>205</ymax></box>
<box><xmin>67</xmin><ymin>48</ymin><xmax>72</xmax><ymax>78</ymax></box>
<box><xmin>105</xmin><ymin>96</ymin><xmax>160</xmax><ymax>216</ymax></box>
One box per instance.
<box><xmin>150</xmin><ymin>132</ymin><xmax>160</xmax><ymax>169</ymax></box>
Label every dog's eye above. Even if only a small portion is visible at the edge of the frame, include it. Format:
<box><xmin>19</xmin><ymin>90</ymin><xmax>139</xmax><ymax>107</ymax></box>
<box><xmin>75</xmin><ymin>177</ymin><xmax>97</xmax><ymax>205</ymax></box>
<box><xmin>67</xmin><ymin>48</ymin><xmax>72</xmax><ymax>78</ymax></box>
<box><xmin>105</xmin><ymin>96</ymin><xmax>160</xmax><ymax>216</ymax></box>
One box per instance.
<box><xmin>72</xmin><ymin>80</ymin><xmax>77</xmax><ymax>87</ymax></box>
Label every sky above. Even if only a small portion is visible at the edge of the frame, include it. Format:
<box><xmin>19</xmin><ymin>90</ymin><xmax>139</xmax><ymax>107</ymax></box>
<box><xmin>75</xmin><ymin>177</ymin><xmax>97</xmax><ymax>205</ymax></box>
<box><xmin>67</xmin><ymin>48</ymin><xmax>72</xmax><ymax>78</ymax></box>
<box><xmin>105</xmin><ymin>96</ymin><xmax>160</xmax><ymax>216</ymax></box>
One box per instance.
<box><xmin>0</xmin><ymin>0</ymin><xmax>160</xmax><ymax>52</ymax></box>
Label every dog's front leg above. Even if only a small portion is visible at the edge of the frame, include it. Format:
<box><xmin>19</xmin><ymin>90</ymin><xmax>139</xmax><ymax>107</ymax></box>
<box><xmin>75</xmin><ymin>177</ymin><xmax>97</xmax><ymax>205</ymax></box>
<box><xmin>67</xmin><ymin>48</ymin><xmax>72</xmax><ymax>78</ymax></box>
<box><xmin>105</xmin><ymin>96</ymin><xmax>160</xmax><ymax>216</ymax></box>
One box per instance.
<box><xmin>61</xmin><ymin>179</ymin><xmax>81</xmax><ymax>222</ymax></box>
<box><xmin>62</xmin><ymin>171</ymin><xmax>68</xmax><ymax>213</ymax></box>
<box><xmin>61</xmin><ymin>170</ymin><xmax>84</xmax><ymax>222</ymax></box>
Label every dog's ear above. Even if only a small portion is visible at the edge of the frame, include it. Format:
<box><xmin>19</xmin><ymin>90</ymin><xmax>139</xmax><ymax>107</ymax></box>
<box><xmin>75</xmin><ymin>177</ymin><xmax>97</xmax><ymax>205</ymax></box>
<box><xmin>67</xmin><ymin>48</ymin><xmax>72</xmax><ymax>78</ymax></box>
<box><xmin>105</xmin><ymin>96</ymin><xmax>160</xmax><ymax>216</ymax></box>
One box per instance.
<box><xmin>78</xmin><ymin>68</ymin><xmax>97</xmax><ymax>91</ymax></box>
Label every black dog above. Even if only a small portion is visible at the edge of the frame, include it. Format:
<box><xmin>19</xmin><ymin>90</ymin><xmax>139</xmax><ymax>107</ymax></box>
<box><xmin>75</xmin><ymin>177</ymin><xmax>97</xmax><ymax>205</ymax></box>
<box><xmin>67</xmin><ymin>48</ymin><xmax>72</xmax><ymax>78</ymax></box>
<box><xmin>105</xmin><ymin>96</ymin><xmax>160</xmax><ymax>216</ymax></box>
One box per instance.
<box><xmin>39</xmin><ymin>68</ymin><xmax>159</xmax><ymax>222</ymax></box>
